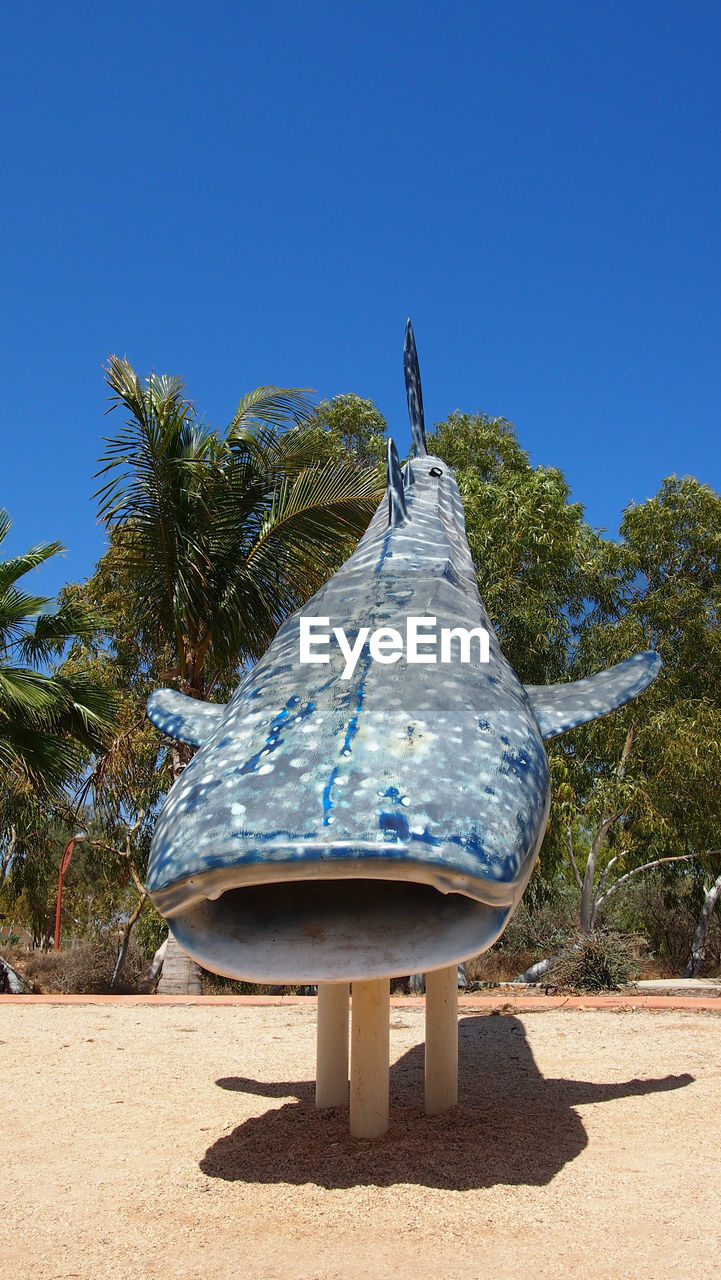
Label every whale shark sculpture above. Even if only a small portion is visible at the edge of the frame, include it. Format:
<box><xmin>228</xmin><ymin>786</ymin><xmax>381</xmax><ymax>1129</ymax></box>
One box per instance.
<box><xmin>145</xmin><ymin>323</ymin><xmax>660</xmax><ymax>984</ymax></box>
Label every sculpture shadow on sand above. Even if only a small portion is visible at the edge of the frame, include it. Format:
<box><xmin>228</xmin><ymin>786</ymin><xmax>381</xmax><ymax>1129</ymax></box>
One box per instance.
<box><xmin>199</xmin><ymin>1014</ymin><xmax>693</xmax><ymax>1190</ymax></box>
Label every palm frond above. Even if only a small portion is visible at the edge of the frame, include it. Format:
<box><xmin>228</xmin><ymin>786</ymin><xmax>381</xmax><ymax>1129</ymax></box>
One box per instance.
<box><xmin>0</xmin><ymin>587</ymin><xmax>54</xmax><ymax>650</ymax></box>
<box><xmin>0</xmin><ymin>511</ymin><xmax>119</xmax><ymax>795</ymax></box>
<box><xmin>0</xmin><ymin>667</ymin><xmax>71</xmax><ymax>719</ymax></box>
<box><xmin>16</xmin><ymin>599</ymin><xmax>106</xmax><ymax>662</ymax></box>
<box><xmin>91</xmin><ymin>362</ymin><xmax>384</xmax><ymax>689</ymax></box>
<box><xmin>228</xmin><ymin>386</ymin><xmax>315</xmax><ymax>438</ymax></box>
<box><xmin>54</xmin><ymin>673</ymin><xmax>118</xmax><ymax>748</ymax></box>
<box><xmin>206</xmin><ymin>460</ymin><xmax>383</xmax><ymax>665</ymax></box>
<box><xmin>246</xmin><ymin>460</ymin><xmax>382</xmax><ymax>566</ymax></box>
<box><xmin>0</xmin><ymin>541</ymin><xmax>65</xmax><ymax>593</ymax></box>
<box><xmin>0</xmin><ymin>719</ymin><xmax>86</xmax><ymax>794</ymax></box>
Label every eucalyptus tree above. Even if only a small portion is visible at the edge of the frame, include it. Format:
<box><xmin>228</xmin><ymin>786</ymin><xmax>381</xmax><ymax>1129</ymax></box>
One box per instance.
<box><xmin>303</xmin><ymin>392</ymin><xmax>388</xmax><ymax>469</ymax></box>
<box><xmin>555</xmin><ymin>476</ymin><xmax>721</xmax><ymax>959</ymax></box>
<box><xmin>426</xmin><ymin>412</ymin><xmax>629</xmax><ymax>688</ymax></box>
<box><xmin>426</xmin><ymin>416</ymin><xmax>720</xmax><ymax>972</ymax></box>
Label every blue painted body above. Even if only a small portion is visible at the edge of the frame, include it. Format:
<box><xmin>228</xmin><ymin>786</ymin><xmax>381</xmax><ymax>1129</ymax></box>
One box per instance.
<box><xmin>144</xmin><ymin>324</ymin><xmax>660</xmax><ymax>982</ymax></box>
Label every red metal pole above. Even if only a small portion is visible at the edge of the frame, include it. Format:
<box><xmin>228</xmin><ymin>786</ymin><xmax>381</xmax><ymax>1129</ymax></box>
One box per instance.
<box><xmin>53</xmin><ymin>838</ymin><xmax>76</xmax><ymax>951</ymax></box>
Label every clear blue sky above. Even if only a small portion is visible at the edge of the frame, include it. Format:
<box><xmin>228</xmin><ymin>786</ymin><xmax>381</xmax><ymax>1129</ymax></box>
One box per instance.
<box><xmin>2</xmin><ymin>1</ymin><xmax>719</xmax><ymax>601</ymax></box>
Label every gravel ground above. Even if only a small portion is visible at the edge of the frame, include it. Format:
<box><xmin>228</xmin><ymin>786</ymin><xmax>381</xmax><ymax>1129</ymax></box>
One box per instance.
<box><xmin>1</xmin><ymin>1002</ymin><xmax>719</xmax><ymax>1280</ymax></box>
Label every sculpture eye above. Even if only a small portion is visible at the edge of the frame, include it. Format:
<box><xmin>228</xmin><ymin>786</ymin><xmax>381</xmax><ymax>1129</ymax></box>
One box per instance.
<box><xmin>429</xmin><ymin>466</ymin><xmax>443</xmax><ymax>477</ymax></box>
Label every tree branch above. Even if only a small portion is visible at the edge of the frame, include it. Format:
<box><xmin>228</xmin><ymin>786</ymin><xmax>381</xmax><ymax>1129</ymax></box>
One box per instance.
<box><xmin>596</xmin><ymin>852</ymin><xmax>623</xmax><ymax>897</ymax></box>
<box><xmin>595</xmin><ymin>852</ymin><xmax>700</xmax><ymax>912</ymax></box>
<box><xmin>0</xmin><ymin>825</ymin><xmax>16</xmax><ymax>885</ymax></box>
<box><xmin>580</xmin><ymin>811</ymin><xmax>624</xmax><ymax>932</ymax></box>
<box><xmin>616</xmin><ymin>724</ymin><xmax>635</xmax><ymax>782</ymax></box>
<box><xmin>566</xmin><ymin>824</ymin><xmax>583</xmax><ymax>892</ymax></box>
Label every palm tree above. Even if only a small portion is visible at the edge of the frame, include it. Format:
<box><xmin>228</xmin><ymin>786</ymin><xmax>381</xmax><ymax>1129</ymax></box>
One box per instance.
<box><xmin>0</xmin><ymin>513</ymin><xmax>117</xmax><ymax>948</ymax></box>
<box><xmin>95</xmin><ymin>357</ymin><xmax>385</xmax><ymax>990</ymax></box>
<box><xmin>0</xmin><ymin>510</ymin><xmax>115</xmax><ymax>797</ymax></box>
<box><xmin>96</xmin><ymin>358</ymin><xmax>384</xmax><ymax>698</ymax></box>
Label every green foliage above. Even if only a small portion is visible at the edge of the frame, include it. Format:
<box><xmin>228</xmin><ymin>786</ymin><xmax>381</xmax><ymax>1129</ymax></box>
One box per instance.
<box><xmin>0</xmin><ymin>510</ymin><xmax>116</xmax><ymax>796</ymax></box>
<box><xmin>303</xmin><ymin>393</ymin><xmax>387</xmax><ymax>470</ymax></box>
<box><xmin>11</xmin><ymin>366</ymin><xmax>388</xmax><ymax>959</ymax></box>
<box><xmin>427</xmin><ymin>412</ymin><xmax>629</xmax><ymax>685</ymax></box>
<box><xmin>551</xmin><ymin>473</ymin><xmax>721</xmax><ymax>935</ymax></box>
<box><xmin>134</xmin><ymin>901</ymin><xmax>168</xmax><ymax>960</ymax></box>
<box><xmin>494</xmin><ymin>886</ymin><xmax>579</xmax><ymax>960</ymax></box>
<box><xmin>552</xmin><ymin>931</ymin><xmax>641</xmax><ymax>992</ymax></box>
<box><xmin>0</xmin><ymin>803</ymin><xmax>63</xmax><ymax>946</ymax></box>
<box><xmin>608</xmin><ymin>869</ymin><xmax>721</xmax><ymax>976</ymax></box>
<box><xmin>426</xmin><ymin>420</ymin><xmax>720</xmax><ymax>958</ymax></box>
<box><xmin>94</xmin><ymin>360</ymin><xmax>385</xmax><ymax>693</ymax></box>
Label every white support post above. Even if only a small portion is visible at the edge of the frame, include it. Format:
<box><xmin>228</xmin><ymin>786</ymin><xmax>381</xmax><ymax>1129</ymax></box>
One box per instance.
<box><xmin>315</xmin><ymin>981</ymin><xmax>350</xmax><ymax>1109</ymax></box>
<box><xmin>424</xmin><ymin>964</ymin><xmax>458</xmax><ymax>1115</ymax></box>
<box><xmin>350</xmin><ymin>978</ymin><xmax>390</xmax><ymax>1138</ymax></box>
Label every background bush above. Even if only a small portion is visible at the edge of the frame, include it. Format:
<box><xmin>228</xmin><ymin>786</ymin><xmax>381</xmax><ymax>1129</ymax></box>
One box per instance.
<box><xmin>466</xmin><ymin>887</ymin><xmax>579</xmax><ymax>983</ymax></box>
<box><xmin>2</xmin><ymin>940</ymin><xmax>146</xmax><ymax>994</ymax></box>
<box><xmin>551</xmin><ymin>930</ymin><xmax>641</xmax><ymax>992</ymax></box>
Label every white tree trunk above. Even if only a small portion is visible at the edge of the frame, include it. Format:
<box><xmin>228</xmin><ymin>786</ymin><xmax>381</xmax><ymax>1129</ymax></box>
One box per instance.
<box><xmin>683</xmin><ymin>871</ymin><xmax>721</xmax><ymax>978</ymax></box>
<box><xmin>141</xmin><ymin>938</ymin><xmax>167</xmax><ymax>991</ymax></box>
<box><xmin>0</xmin><ymin>954</ymin><xmax>31</xmax><ymax>993</ymax></box>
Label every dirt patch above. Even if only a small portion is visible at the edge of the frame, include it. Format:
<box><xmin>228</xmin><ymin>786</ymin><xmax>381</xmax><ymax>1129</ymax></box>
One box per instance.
<box><xmin>1</xmin><ymin>1003</ymin><xmax>718</xmax><ymax>1279</ymax></box>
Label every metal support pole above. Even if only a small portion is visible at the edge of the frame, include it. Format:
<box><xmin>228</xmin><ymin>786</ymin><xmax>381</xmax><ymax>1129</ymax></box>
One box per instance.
<box><xmin>350</xmin><ymin>978</ymin><xmax>390</xmax><ymax>1138</ymax></box>
<box><xmin>424</xmin><ymin>964</ymin><xmax>458</xmax><ymax>1115</ymax></box>
<box><xmin>315</xmin><ymin>981</ymin><xmax>350</xmax><ymax>1109</ymax></box>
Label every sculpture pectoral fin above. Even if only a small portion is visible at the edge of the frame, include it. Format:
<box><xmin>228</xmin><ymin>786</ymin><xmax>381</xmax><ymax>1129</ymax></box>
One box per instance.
<box><xmin>147</xmin><ymin>688</ymin><xmax>227</xmax><ymax>747</ymax></box>
<box><xmin>524</xmin><ymin>651</ymin><xmax>661</xmax><ymax>741</ymax></box>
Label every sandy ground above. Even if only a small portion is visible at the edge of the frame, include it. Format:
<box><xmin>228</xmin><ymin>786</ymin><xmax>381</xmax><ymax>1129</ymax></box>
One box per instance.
<box><xmin>1</xmin><ymin>1001</ymin><xmax>719</xmax><ymax>1280</ymax></box>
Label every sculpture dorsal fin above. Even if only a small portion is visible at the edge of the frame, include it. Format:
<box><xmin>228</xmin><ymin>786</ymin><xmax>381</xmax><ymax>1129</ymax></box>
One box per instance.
<box><xmin>524</xmin><ymin>651</ymin><xmax>661</xmax><ymax>740</ymax></box>
<box><xmin>404</xmin><ymin>319</ymin><xmax>428</xmax><ymax>457</ymax></box>
<box><xmin>387</xmin><ymin>437</ymin><xmax>409</xmax><ymax>526</ymax></box>
<box><xmin>147</xmin><ymin>689</ymin><xmax>226</xmax><ymax>747</ymax></box>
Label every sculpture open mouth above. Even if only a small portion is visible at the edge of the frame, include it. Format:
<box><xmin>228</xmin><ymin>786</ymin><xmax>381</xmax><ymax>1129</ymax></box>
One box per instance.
<box><xmin>156</xmin><ymin>862</ymin><xmax>516</xmax><ymax>983</ymax></box>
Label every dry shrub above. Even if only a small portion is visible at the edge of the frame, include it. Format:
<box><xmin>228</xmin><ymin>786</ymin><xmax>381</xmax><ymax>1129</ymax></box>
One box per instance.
<box><xmin>465</xmin><ymin>950</ymin><xmax>535</xmax><ymax>985</ymax></box>
<box><xmin>201</xmin><ymin>970</ymin><xmax>270</xmax><ymax>995</ymax></box>
<box><xmin>1</xmin><ymin>940</ymin><xmax>146</xmax><ymax>994</ymax></box>
<box><xmin>201</xmin><ymin>971</ymin><xmax>317</xmax><ymax>995</ymax></box>
<box><xmin>466</xmin><ymin>891</ymin><xmax>579</xmax><ymax>984</ymax></box>
<box><xmin>551</xmin><ymin>930</ymin><xmax>641</xmax><ymax>993</ymax></box>
<box><xmin>615</xmin><ymin>874</ymin><xmax>721</xmax><ymax>977</ymax></box>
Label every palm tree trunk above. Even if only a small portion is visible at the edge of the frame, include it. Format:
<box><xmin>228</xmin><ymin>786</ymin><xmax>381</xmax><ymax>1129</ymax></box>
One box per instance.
<box><xmin>156</xmin><ymin>932</ymin><xmax>204</xmax><ymax>994</ymax></box>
